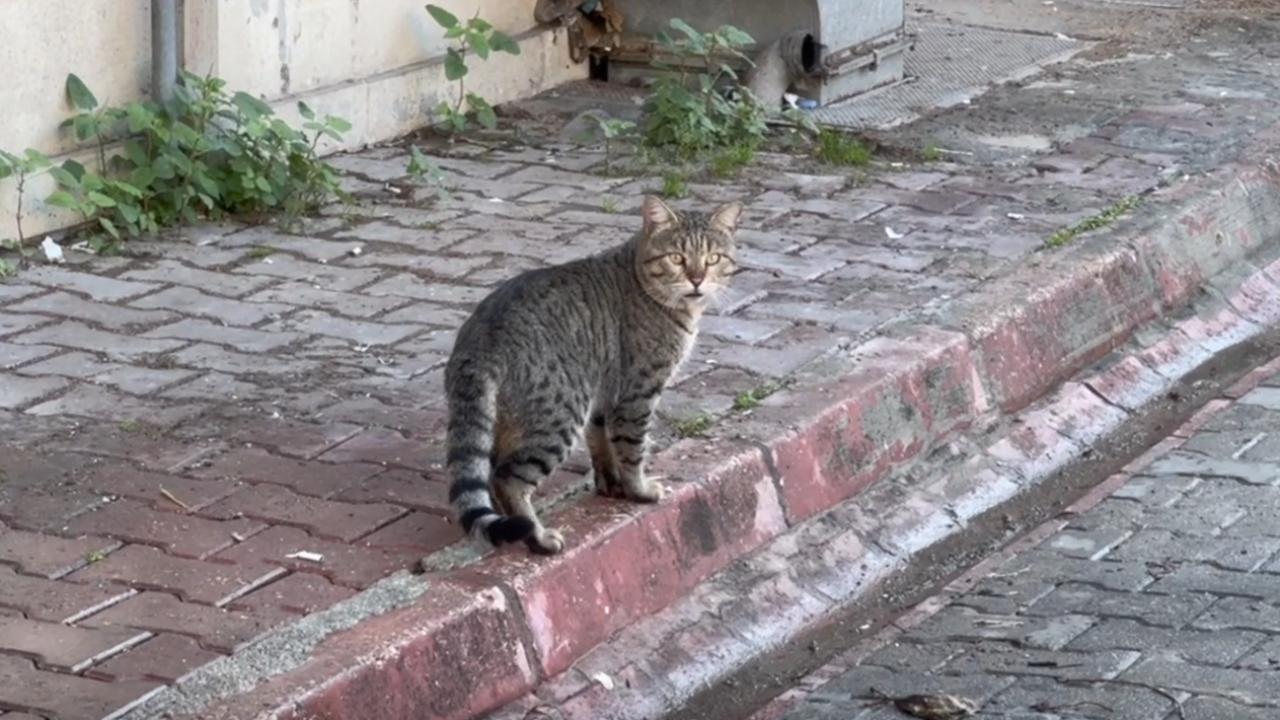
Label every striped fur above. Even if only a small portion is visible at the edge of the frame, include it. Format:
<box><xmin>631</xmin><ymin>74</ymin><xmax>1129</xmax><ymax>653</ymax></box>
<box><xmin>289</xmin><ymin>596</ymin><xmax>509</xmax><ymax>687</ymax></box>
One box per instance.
<box><xmin>444</xmin><ymin>195</ymin><xmax>743</xmax><ymax>554</ymax></box>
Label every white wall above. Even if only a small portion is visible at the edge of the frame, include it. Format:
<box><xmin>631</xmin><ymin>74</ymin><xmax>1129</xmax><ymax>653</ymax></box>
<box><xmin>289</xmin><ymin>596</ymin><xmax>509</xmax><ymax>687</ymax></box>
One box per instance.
<box><xmin>0</xmin><ymin>0</ymin><xmax>585</xmax><ymax>240</ymax></box>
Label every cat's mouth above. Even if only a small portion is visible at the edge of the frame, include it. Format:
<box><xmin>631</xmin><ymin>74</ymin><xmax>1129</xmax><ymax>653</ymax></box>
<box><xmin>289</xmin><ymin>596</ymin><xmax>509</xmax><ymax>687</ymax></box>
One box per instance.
<box><xmin>684</xmin><ymin>291</ymin><xmax>704</xmax><ymax>299</ymax></box>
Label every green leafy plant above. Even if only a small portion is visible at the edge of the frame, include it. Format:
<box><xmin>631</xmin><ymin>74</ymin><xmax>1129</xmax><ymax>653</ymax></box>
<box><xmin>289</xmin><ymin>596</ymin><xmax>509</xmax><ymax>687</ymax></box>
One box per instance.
<box><xmin>1045</xmin><ymin>195</ymin><xmax>1141</xmax><ymax>249</ymax></box>
<box><xmin>0</xmin><ymin>258</ymin><xmax>15</xmax><ymax>278</ymax></box>
<box><xmin>814</xmin><ymin>129</ymin><xmax>871</xmax><ymax>166</ymax></box>
<box><xmin>733</xmin><ymin>382</ymin><xmax>779</xmax><ymax>412</ymax></box>
<box><xmin>0</xmin><ymin>148</ymin><xmax>52</xmax><ymax>246</ymax></box>
<box><xmin>710</xmin><ymin>143</ymin><xmax>755</xmax><ymax>177</ymax></box>
<box><xmin>644</xmin><ymin>19</ymin><xmax>767</xmax><ymax>159</ymax></box>
<box><xmin>600</xmin><ymin>197</ymin><xmax>620</xmax><ymax>214</ymax></box>
<box><xmin>673</xmin><ymin>413</ymin><xmax>714</xmax><ymax>438</ymax></box>
<box><xmin>661</xmin><ymin>172</ymin><xmax>688</xmax><ymax>199</ymax></box>
<box><xmin>406</xmin><ymin>146</ymin><xmax>449</xmax><ymax>201</ymax></box>
<box><xmin>425</xmin><ymin>4</ymin><xmax>521</xmax><ymax>133</ymax></box>
<box><xmin>921</xmin><ymin>142</ymin><xmax>942</xmax><ymax>162</ymax></box>
<box><xmin>47</xmin><ymin>72</ymin><xmax>350</xmax><ymax>243</ymax></box>
<box><xmin>580</xmin><ymin>113</ymin><xmax>637</xmax><ymax>175</ymax></box>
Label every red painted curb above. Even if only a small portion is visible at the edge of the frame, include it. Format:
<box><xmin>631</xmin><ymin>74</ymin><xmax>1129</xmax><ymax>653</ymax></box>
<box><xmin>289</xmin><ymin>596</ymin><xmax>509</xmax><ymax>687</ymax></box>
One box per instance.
<box><xmin>163</xmin><ymin>139</ymin><xmax>1280</xmax><ymax>720</ymax></box>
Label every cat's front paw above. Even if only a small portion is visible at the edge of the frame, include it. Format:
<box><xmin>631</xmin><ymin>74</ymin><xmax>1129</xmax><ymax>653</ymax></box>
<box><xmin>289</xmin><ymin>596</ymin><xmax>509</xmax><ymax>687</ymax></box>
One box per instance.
<box><xmin>527</xmin><ymin>527</ymin><xmax>566</xmax><ymax>555</ymax></box>
<box><xmin>625</xmin><ymin>477</ymin><xmax>666</xmax><ymax>504</ymax></box>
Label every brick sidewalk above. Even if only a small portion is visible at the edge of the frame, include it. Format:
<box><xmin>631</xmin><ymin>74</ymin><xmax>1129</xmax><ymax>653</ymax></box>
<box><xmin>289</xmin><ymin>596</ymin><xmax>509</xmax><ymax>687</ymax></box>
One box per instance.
<box><xmin>4</xmin><ymin>9</ymin><xmax>1280</xmax><ymax>719</ymax></box>
<box><xmin>777</xmin><ymin>378</ymin><xmax>1280</xmax><ymax>720</ymax></box>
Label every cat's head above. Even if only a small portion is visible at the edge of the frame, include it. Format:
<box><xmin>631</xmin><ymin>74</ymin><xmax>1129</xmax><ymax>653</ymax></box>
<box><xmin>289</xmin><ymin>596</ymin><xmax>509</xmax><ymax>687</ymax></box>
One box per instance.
<box><xmin>635</xmin><ymin>195</ymin><xmax>743</xmax><ymax>310</ymax></box>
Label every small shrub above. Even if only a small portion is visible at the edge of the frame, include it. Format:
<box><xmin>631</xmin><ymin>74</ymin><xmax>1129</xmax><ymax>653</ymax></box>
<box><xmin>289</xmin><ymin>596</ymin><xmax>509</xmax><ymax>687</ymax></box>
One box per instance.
<box><xmin>814</xmin><ymin>129</ymin><xmax>871</xmax><ymax>166</ymax></box>
<box><xmin>644</xmin><ymin>19</ymin><xmax>767</xmax><ymax>159</ymax></box>
<box><xmin>425</xmin><ymin>5</ymin><xmax>521</xmax><ymax>133</ymax></box>
<box><xmin>48</xmin><ymin>72</ymin><xmax>350</xmax><ymax>242</ymax></box>
<box><xmin>581</xmin><ymin>113</ymin><xmax>638</xmax><ymax>175</ymax></box>
<box><xmin>674</xmin><ymin>413</ymin><xmax>714</xmax><ymax>438</ymax></box>
<box><xmin>661</xmin><ymin>172</ymin><xmax>688</xmax><ymax>199</ymax></box>
<box><xmin>0</xmin><ymin>149</ymin><xmax>52</xmax><ymax>244</ymax></box>
<box><xmin>710</xmin><ymin>143</ymin><xmax>755</xmax><ymax>177</ymax></box>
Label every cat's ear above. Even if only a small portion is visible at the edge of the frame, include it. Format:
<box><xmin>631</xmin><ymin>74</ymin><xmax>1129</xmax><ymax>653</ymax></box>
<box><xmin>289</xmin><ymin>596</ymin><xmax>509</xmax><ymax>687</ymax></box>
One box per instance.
<box><xmin>642</xmin><ymin>195</ymin><xmax>678</xmax><ymax>235</ymax></box>
<box><xmin>709</xmin><ymin>201</ymin><xmax>744</xmax><ymax>234</ymax></box>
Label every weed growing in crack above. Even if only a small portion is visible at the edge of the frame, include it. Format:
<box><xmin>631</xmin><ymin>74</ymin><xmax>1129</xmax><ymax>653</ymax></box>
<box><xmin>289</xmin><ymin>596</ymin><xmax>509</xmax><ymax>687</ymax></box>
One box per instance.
<box><xmin>248</xmin><ymin>246</ymin><xmax>277</xmax><ymax>259</ymax></box>
<box><xmin>921</xmin><ymin>142</ymin><xmax>943</xmax><ymax>162</ymax></box>
<box><xmin>600</xmin><ymin>197</ymin><xmax>620</xmax><ymax>214</ymax></box>
<box><xmin>34</xmin><ymin>72</ymin><xmax>351</xmax><ymax>246</ymax></box>
<box><xmin>661</xmin><ymin>172</ymin><xmax>689</xmax><ymax>199</ymax></box>
<box><xmin>733</xmin><ymin>382</ymin><xmax>780</xmax><ymax>412</ymax></box>
<box><xmin>406</xmin><ymin>146</ymin><xmax>450</xmax><ymax>201</ymax></box>
<box><xmin>674</xmin><ymin>413</ymin><xmax>715</xmax><ymax>438</ymax></box>
<box><xmin>643</xmin><ymin>19</ymin><xmax>767</xmax><ymax>166</ymax></box>
<box><xmin>1044</xmin><ymin>195</ymin><xmax>1141</xmax><ymax>249</ymax></box>
<box><xmin>815</xmin><ymin>129</ymin><xmax>871</xmax><ymax>167</ymax></box>
<box><xmin>425</xmin><ymin>4</ymin><xmax>521</xmax><ymax>134</ymax></box>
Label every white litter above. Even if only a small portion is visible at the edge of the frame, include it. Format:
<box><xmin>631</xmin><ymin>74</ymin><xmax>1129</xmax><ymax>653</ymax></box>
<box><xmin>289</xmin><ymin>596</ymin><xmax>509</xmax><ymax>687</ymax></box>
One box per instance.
<box><xmin>1006</xmin><ymin>213</ymin><xmax>1025</xmax><ymax>220</ymax></box>
<box><xmin>348</xmin><ymin>246</ymin><xmax>364</xmax><ymax>257</ymax></box>
<box><xmin>41</xmin><ymin>237</ymin><xmax>65</xmax><ymax>264</ymax></box>
<box><xmin>487</xmin><ymin>197</ymin><xmax>505</xmax><ymax>203</ymax></box>
<box><xmin>591</xmin><ymin>672</ymin><xmax>615</xmax><ymax>691</ymax></box>
<box><xmin>286</xmin><ymin>550</ymin><xmax>324</xmax><ymax>563</ymax></box>
<box><xmin>885</xmin><ymin>226</ymin><xmax>905</xmax><ymax>240</ymax></box>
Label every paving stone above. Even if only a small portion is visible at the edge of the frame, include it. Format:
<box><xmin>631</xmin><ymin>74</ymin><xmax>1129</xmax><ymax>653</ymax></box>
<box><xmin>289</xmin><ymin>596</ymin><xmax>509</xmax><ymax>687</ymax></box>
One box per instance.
<box><xmin>0</xmin><ymin>313</ymin><xmax>54</xmax><ymax>339</ymax></box>
<box><xmin>144</xmin><ymin>318</ymin><xmax>304</xmax><ymax>352</ymax></box>
<box><xmin>64</xmin><ymin>498</ymin><xmax>265</xmax><ymax>559</ymax></box>
<box><xmin>0</xmin><ymin>283</ymin><xmax>42</xmax><ymax>302</ymax></box>
<box><xmin>1178</xmin><ymin>697</ymin><xmax>1278</xmax><ymax>720</ymax></box>
<box><xmin>265</xmin><ymin>309</ymin><xmax>423</xmax><ymax>346</ymax></box>
<box><xmin>315</xmin><ymin>397</ymin><xmax>446</xmax><ymax>435</ymax></box>
<box><xmin>0</xmin><ymin>374</ymin><xmax>67</xmax><ymax>409</ymax></box>
<box><xmin>1107</xmin><ymin>529</ymin><xmax>1280</xmax><ymax>571</ymax></box>
<box><xmin>10</xmin><ymin>291</ymin><xmax>176</xmax><ymax>330</ymax></box>
<box><xmin>799</xmin><ymin>665</ymin><xmax>1014</xmax><ymax>717</ymax></box>
<box><xmin>211</xmin><ymin>525</ymin><xmax>420</xmax><ymax>589</ymax></box>
<box><xmin>130</xmin><ymin>286</ymin><xmax>290</xmax><ymax>326</ymax></box>
<box><xmin>1233</xmin><ymin>635</ymin><xmax>1280</xmax><ymax>671</ymax></box>
<box><xmin>362</xmin><ymin>273</ymin><xmax>488</xmax><ymax>304</ymax></box>
<box><xmin>1145</xmin><ymin>563</ymin><xmax>1280</xmax><ymax>600</ymax></box>
<box><xmin>119</xmin><ymin>259</ymin><xmax>275</xmax><ymax>297</ymax></box>
<box><xmin>168</xmin><ymin>343</ymin><xmax>319</xmax><ymax>376</ymax></box>
<box><xmin>87</xmin><ymin>632</ymin><xmax>223</xmax><ymax>683</ymax></box>
<box><xmin>81</xmin><ymin>591</ymin><xmax>282</xmax><ymax>653</ymax></box>
<box><xmin>0</xmin><ymin>526</ymin><xmax>119</xmax><ymax>579</ymax></box>
<box><xmin>0</xmin><ymin>654</ymin><xmax>160</xmax><ymax>720</ymax></box>
<box><xmin>1191</xmin><ymin>597</ymin><xmax>1280</xmax><ymax>633</ymax></box>
<box><xmin>11</xmin><ymin>321</ymin><xmax>185</xmax><ymax>359</ymax></box>
<box><xmin>233</xmin><ymin>254</ymin><xmax>383</xmax><ymax>291</ymax></box>
<box><xmin>1066</xmin><ymin>618</ymin><xmax>1263</xmax><ymax>665</ymax></box>
<box><xmin>1122</xmin><ymin>657</ymin><xmax>1277</xmax><ymax>703</ymax></box>
<box><xmin>200</xmin><ymin>483</ymin><xmax>406</xmax><ymax>542</ymax></box>
<box><xmin>319</xmin><ymin>427</ymin><xmax>441</xmax><ymax>471</ymax></box>
<box><xmin>982</xmin><ymin>675</ymin><xmax>1175</xmax><ymax>720</ymax></box>
<box><xmin>18</xmin><ymin>351</ymin><xmax>197</xmax><ymax>394</ymax></box>
<box><xmin>243</xmin><ymin>281</ymin><xmax>406</xmax><ymax>318</ymax></box>
<box><xmin>357</xmin><ymin>511</ymin><xmax>456</xmax><ymax>553</ymax></box>
<box><xmin>83</xmin><ymin>466</ymin><xmax>244</xmax><ymax>511</ymax></box>
<box><xmin>1143</xmin><ymin>450</ymin><xmax>1279</xmax><ymax>485</ymax></box>
<box><xmin>69</xmin><ymin>544</ymin><xmax>281</xmax><ymax>605</ymax></box>
<box><xmin>26</xmin><ymin>384</ymin><xmax>205</xmax><ymax>426</ymax></box>
<box><xmin>219</xmin><ymin>231</ymin><xmax>357</xmax><ymax>263</ymax></box>
<box><xmin>0</xmin><ymin>565</ymin><xmax>133</xmax><ymax>622</ymax></box>
<box><xmin>906</xmin><ymin>606</ymin><xmax>1095</xmax><ymax>650</ymax></box>
<box><xmin>228</xmin><ymin>571</ymin><xmax>357</xmax><ymax>616</ymax></box>
<box><xmin>190</xmin><ymin>446</ymin><xmax>380</xmax><ymax>497</ymax></box>
<box><xmin>0</xmin><ymin>342</ymin><xmax>57</xmax><ymax>369</ymax></box>
<box><xmin>334</xmin><ymin>468</ymin><xmax>449</xmax><ymax>513</ymax></box>
<box><xmin>0</xmin><ymin>614</ymin><xmax>149</xmax><ymax>672</ymax></box>
<box><xmin>19</xmin><ymin>266</ymin><xmax>159</xmax><ymax>302</ymax></box>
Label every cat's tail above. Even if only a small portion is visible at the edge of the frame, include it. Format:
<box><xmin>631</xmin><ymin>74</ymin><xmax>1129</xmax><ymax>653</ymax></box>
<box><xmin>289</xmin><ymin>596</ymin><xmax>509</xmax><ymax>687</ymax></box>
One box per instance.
<box><xmin>446</xmin><ymin>367</ymin><xmax>537</xmax><ymax>547</ymax></box>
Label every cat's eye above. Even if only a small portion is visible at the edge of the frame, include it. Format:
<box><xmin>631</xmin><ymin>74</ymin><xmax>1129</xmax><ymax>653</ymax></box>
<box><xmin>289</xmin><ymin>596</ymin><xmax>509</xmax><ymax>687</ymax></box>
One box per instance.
<box><xmin>706</xmin><ymin>253</ymin><xmax>723</xmax><ymax>265</ymax></box>
<box><xmin>668</xmin><ymin>253</ymin><xmax>686</xmax><ymax>265</ymax></box>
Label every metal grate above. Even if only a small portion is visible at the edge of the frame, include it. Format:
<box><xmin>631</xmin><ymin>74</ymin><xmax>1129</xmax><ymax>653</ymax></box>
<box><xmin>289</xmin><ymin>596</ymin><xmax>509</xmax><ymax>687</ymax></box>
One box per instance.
<box><xmin>811</xmin><ymin>22</ymin><xmax>1086</xmax><ymax>130</ymax></box>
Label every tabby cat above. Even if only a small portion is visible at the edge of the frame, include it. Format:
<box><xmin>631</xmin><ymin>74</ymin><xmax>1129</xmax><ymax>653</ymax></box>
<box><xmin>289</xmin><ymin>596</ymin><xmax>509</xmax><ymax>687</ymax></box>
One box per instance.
<box><xmin>445</xmin><ymin>195</ymin><xmax>743</xmax><ymax>555</ymax></box>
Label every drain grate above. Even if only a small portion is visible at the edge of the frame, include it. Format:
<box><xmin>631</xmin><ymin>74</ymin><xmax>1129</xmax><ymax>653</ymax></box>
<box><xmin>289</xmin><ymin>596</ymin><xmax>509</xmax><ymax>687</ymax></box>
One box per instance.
<box><xmin>811</xmin><ymin>22</ymin><xmax>1086</xmax><ymax>130</ymax></box>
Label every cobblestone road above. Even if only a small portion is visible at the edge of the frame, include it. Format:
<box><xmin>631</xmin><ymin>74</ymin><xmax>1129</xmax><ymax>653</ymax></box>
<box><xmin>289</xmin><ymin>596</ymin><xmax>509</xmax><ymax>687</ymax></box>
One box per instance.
<box><xmin>780</xmin><ymin>381</ymin><xmax>1280</xmax><ymax>719</ymax></box>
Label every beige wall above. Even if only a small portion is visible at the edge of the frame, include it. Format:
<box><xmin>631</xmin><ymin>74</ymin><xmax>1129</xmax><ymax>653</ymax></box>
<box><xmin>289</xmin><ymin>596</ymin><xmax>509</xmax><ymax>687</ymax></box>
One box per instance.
<box><xmin>0</xmin><ymin>0</ymin><xmax>585</xmax><ymax>240</ymax></box>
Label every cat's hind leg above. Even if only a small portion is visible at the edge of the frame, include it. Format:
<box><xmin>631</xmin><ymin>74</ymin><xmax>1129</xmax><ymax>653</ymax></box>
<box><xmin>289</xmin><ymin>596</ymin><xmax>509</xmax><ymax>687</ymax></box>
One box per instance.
<box><xmin>493</xmin><ymin>441</ymin><xmax>570</xmax><ymax>554</ymax></box>
<box><xmin>588</xmin><ymin>407</ymin><xmax>624</xmax><ymax>498</ymax></box>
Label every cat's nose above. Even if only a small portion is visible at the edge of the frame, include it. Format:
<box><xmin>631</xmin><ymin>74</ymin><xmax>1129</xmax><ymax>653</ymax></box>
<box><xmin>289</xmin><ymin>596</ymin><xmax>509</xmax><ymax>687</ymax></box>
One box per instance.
<box><xmin>688</xmin><ymin>273</ymin><xmax>705</xmax><ymax>287</ymax></box>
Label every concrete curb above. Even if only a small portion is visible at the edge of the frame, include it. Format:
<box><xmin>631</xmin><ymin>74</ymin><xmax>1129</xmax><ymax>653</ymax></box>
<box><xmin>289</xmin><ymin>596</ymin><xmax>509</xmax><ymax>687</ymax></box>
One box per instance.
<box><xmin>134</xmin><ymin>134</ymin><xmax>1280</xmax><ymax>720</ymax></box>
<box><xmin>484</xmin><ymin>254</ymin><xmax>1280</xmax><ymax>720</ymax></box>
